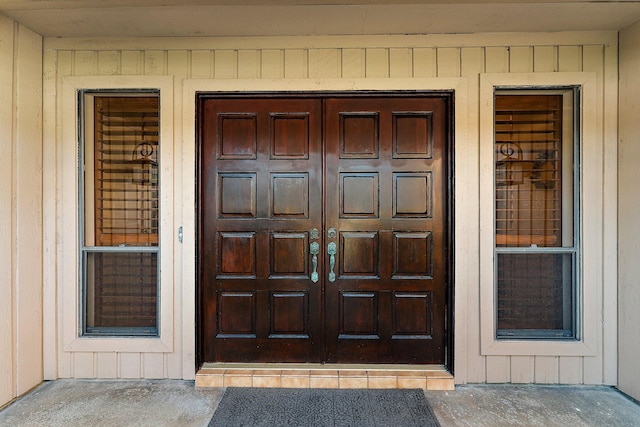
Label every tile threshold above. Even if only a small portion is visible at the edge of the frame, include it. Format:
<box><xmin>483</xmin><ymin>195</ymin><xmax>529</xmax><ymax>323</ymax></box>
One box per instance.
<box><xmin>195</xmin><ymin>363</ymin><xmax>454</xmax><ymax>390</ymax></box>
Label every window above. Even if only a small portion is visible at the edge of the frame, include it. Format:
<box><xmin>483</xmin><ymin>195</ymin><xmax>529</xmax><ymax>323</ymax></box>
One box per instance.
<box><xmin>81</xmin><ymin>92</ymin><xmax>160</xmax><ymax>336</ymax></box>
<box><xmin>494</xmin><ymin>89</ymin><xmax>579</xmax><ymax>340</ymax></box>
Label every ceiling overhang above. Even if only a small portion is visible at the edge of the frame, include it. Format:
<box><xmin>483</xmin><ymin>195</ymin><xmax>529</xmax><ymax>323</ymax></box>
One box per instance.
<box><xmin>1</xmin><ymin>1</ymin><xmax>640</xmax><ymax>38</ymax></box>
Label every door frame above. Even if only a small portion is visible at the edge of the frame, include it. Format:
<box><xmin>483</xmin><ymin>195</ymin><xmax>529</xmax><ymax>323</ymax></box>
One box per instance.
<box><xmin>186</xmin><ymin>79</ymin><xmax>465</xmax><ymax>376</ymax></box>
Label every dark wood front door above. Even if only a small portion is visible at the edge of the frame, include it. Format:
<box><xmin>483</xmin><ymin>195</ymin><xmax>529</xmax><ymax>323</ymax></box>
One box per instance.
<box><xmin>199</xmin><ymin>94</ymin><xmax>449</xmax><ymax>365</ymax></box>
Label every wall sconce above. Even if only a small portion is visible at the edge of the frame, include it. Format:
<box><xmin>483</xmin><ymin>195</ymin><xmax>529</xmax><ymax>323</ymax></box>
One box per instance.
<box><xmin>129</xmin><ymin>142</ymin><xmax>157</xmax><ymax>186</ymax></box>
<box><xmin>495</xmin><ymin>142</ymin><xmax>524</xmax><ymax>186</ymax></box>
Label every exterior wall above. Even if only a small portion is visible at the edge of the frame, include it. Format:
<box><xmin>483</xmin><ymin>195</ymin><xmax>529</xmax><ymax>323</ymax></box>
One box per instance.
<box><xmin>0</xmin><ymin>14</ymin><xmax>43</xmax><ymax>407</ymax></box>
<box><xmin>618</xmin><ymin>21</ymin><xmax>640</xmax><ymax>401</ymax></box>
<box><xmin>43</xmin><ymin>32</ymin><xmax>618</xmax><ymax>384</ymax></box>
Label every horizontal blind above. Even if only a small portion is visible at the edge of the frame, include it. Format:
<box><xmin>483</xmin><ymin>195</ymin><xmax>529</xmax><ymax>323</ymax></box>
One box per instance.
<box><xmin>94</xmin><ymin>96</ymin><xmax>159</xmax><ymax>246</ymax></box>
<box><xmin>495</xmin><ymin>94</ymin><xmax>563</xmax><ymax>247</ymax></box>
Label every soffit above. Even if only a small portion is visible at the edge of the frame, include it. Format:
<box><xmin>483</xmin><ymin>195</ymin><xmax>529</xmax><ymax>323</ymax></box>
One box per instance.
<box><xmin>1</xmin><ymin>1</ymin><xmax>640</xmax><ymax>37</ymax></box>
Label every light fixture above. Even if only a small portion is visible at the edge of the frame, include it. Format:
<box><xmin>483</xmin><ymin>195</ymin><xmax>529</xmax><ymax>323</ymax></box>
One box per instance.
<box><xmin>495</xmin><ymin>142</ymin><xmax>524</xmax><ymax>186</ymax></box>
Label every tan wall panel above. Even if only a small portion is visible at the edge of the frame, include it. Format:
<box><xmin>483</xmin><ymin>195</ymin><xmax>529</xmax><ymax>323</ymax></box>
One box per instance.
<box><xmin>413</xmin><ymin>47</ymin><xmax>436</xmax><ymax>77</ymax></box>
<box><xmin>558</xmin><ymin>46</ymin><xmax>582</xmax><ymax>72</ymax></box>
<box><xmin>262</xmin><ymin>49</ymin><xmax>284</xmax><ymax>79</ymax></box>
<box><xmin>144</xmin><ymin>50</ymin><xmax>166</xmax><ymax>75</ymax></box>
<box><xmin>167</xmin><ymin>49</ymin><xmax>189</xmax><ymax>380</ymax></box>
<box><xmin>389</xmin><ymin>48</ymin><xmax>412</xmax><ymax>78</ymax></box>
<box><xmin>486</xmin><ymin>356</ymin><xmax>510</xmax><ymax>383</ymax></box>
<box><xmin>342</xmin><ymin>48</ymin><xmax>365</xmax><ymax>78</ymax></box>
<box><xmin>0</xmin><ymin>14</ymin><xmax>16</xmax><ymax>408</ymax></box>
<box><xmin>53</xmin><ymin>49</ymin><xmax>74</xmax><ymax>381</ymax></box>
<box><xmin>365</xmin><ymin>48</ymin><xmax>389</xmax><ymax>78</ymax></box>
<box><xmin>14</xmin><ymin>22</ymin><xmax>43</xmax><ymax>397</ymax></box>
<box><xmin>534</xmin><ymin>356</ymin><xmax>560</xmax><ymax>384</ymax></box>
<box><xmin>599</xmin><ymin>40</ymin><xmax>619</xmax><ymax>387</ymax></box>
<box><xmin>238</xmin><ymin>49</ymin><xmax>260</xmax><ymax>79</ymax></box>
<box><xmin>214</xmin><ymin>50</ymin><xmax>237</xmax><ymax>78</ymax></box>
<box><xmin>309</xmin><ymin>48</ymin><xmax>340</xmax><ymax>78</ymax></box>
<box><xmin>143</xmin><ymin>353</ymin><xmax>165</xmax><ymax>379</ymax></box>
<box><xmin>618</xmin><ymin>22</ymin><xmax>640</xmax><ymax>399</ymax></box>
<box><xmin>75</xmin><ymin>50</ymin><xmax>98</xmax><ymax>75</ymax></box>
<box><xmin>190</xmin><ymin>50</ymin><xmax>213</xmax><ymax>79</ymax></box>
<box><xmin>485</xmin><ymin>47</ymin><xmax>509</xmax><ymax>73</ymax></box>
<box><xmin>121</xmin><ymin>50</ymin><xmax>143</xmax><ymax>75</ymax></box>
<box><xmin>98</xmin><ymin>50</ymin><xmax>120</xmax><ymax>75</ymax></box>
<box><xmin>119</xmin><ymin>353</ymin><xmax>142</xmax><ymax>378</ymax></box>
<box><xmin>510</xmin><ymin>356</ymin><xmax>535</xmax><ymax>384</ymax></box>
<box><xmin>96</xmin><ymin>353</ymin><xmax>118</xmax><ymax>378</ymax></box>
<box><xmin>284</xmin><ymin>49</ymin><xmax>308</xmax><ymax>78</ymax></box>
<box><xmin>559</xmin><ymin>356</ymin><xmax>584</xmax><ymax>384</ymax></box>
<box><xmin>436</xmin><ymin>47</ymin><xmax>460</xmax><ymax>77</ymax></box>
<box><xmin>42</xmin><ymin>47</ymin><xmax>59</xmax><ymax>381</ymax></box>
<box><xmin>509</xmin><ymin>46</ymin><xmax>533</xmax><ymax>72</ymax></box>
<box><xmin>73</xmin><ymin>352</ymin><xmax>95</xmax><ymax>378</ymax></box>
<box><xmin>459</xmin><ymin>46</ymin><xmax>485</xmax><ymax>384</ymax></box>
<box><xmin>41</xmin><ymin>33</ymin><xmax>617</xmax><ymax>385</ymax></box>
<box><xmin>533</xmin><ymin>45</ymin><xmax>558</xmax><ymax>72</ymax></box>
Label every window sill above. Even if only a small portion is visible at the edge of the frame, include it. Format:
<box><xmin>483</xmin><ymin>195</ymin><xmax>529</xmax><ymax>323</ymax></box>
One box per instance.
<box><xmin>480</xmin><ymin>337</ymin><xmax>597</xmax><ymax>357</ymax></box>
<box><xmin>65</xmin><ymin>335</ymin><xmax>172</xmax><ymax>353</ymax></box>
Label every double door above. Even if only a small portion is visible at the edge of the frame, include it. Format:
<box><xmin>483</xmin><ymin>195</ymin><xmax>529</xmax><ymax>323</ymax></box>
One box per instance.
<box><xmin>199</xmin><ymin>94</ymin><xmax>449</xmax><ymax>364</ymax></box>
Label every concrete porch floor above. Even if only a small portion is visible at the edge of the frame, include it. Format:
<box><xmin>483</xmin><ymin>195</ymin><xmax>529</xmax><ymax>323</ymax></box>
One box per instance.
<box><xmin>1</xmin><ymin>380</ymin><xmax>639</xmax><ymax>426</ymax></box>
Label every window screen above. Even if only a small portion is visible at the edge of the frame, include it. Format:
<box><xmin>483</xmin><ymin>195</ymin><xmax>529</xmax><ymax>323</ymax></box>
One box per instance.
<box><xmin>82</xmin><ymin>93</ymin><xmax>160</xmax><ymax>335</ymax></box>
<box><xmin>494</xmin><ymin>90</ymin><xmax>578</xmax><ymax>339</ymax></box>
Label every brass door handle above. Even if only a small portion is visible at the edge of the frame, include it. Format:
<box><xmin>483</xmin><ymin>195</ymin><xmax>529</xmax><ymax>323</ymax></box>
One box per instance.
<box><xmin>327</xmin><ymin>242</ymin><xmax>337</xmax><ymax>282</ymax></box>
<box><xmin>310</xmin><ymin>242</ymin><xmax>319</xmax><ymax>283</ymax></box>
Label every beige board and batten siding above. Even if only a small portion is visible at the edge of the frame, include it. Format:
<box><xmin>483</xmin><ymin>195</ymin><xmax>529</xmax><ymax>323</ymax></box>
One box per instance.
<box><xmin>0</xmin><ymin>15</ymin><xmax>43</xmax><ymax>408</ymax></box>
<box><xmin>43</xmin><ymin>32</ymin><xmax>618</xmax><ymax>385</ymax></box>
<box><xmin>618</xmin><ymin>20</ymin><xmax>640</xmax><ymax>402</ymax></box>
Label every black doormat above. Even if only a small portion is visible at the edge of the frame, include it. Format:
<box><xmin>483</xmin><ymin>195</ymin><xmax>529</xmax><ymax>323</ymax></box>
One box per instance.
<box><xmin>208</xmin><ymin>388</ymin><xmax>440</xmax><ymax>427</ymax></box>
